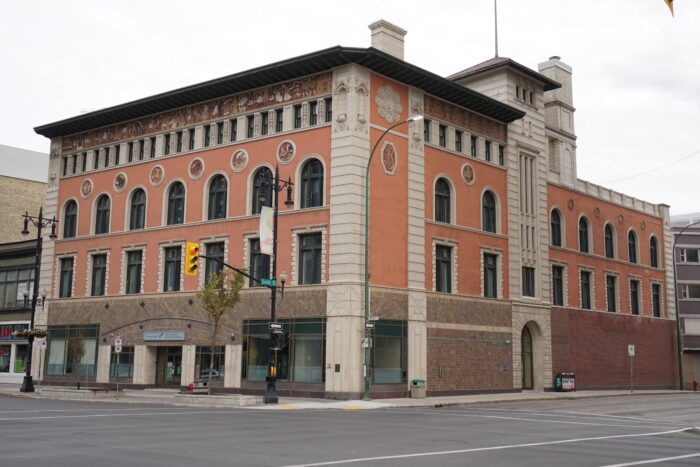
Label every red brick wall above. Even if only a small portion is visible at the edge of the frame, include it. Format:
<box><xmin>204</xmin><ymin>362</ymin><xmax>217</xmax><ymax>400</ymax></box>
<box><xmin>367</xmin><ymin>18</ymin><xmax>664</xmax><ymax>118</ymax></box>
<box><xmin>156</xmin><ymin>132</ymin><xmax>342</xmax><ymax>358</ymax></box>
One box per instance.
<box><xmin>427</xmin><ymin>327</ymin><xmax>512</xmax><ymax>394</ymax></box>
<box><xmin>551</xmin><ymin>308</ymin><xmax>677</xmax><ymax>389</ymax></box>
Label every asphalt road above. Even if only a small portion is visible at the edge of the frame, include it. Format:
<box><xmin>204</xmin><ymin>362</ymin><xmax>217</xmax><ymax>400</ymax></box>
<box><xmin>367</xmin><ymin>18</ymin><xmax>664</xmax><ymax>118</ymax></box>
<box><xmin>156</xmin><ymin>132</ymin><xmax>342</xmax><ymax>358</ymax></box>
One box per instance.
<box><xmin>1</xmin><ymin>394</ymin><xmax>699</xmax><ymax>466</ymax></box>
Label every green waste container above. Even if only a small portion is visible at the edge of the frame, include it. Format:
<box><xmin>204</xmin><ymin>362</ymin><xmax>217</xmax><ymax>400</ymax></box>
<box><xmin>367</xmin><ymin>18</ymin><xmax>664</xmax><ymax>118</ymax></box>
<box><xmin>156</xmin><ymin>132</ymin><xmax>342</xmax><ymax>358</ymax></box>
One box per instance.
<box><xmin>410</xmin><ymin>379</ymin><xmax>426</xmax><ymax>398</ymax></box>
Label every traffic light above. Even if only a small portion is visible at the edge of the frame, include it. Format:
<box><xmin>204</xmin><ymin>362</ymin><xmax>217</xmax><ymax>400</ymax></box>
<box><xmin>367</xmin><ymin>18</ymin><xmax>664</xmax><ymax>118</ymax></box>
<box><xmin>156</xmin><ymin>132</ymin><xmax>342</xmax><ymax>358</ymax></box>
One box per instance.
<box><xmin>185</xmin><ymin>242</ymin><xmax>199</xmax><ymax>276</ymax></box>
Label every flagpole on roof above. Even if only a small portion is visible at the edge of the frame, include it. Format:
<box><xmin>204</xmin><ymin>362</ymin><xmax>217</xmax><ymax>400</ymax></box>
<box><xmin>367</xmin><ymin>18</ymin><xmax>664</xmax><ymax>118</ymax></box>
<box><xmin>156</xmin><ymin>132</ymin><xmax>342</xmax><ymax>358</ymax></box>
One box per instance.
<box><xmin>494</xmin><ymin>0</ymin><xmax>499</xmax><ymax>57</ymax></box>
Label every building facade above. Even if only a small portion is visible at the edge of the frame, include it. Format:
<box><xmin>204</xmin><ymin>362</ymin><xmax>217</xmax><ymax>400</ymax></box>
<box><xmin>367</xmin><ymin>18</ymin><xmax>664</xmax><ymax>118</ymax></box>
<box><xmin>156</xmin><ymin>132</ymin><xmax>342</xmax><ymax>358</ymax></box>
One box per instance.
<box><xmin>32</xmin><ymin>21</ymin><xmax>677</xmax><ymax>398</ymax></box>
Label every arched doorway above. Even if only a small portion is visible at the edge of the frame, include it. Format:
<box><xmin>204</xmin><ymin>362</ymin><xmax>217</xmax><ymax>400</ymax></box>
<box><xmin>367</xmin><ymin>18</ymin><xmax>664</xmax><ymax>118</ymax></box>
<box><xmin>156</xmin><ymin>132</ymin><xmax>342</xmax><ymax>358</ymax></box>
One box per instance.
<box><xmin>521</xmin><ymin>326</ymin><xmax>533</xmax><ymax>390</ymax></box>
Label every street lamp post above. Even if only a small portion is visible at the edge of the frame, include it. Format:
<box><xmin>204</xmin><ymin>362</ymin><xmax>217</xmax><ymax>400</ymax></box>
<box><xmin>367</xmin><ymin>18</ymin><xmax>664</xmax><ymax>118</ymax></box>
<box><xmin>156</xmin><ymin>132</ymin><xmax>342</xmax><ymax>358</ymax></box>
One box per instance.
<box><xmin>363</xmin><ymin>115</ymin><xmax>423</xmax><ymax>401</ymax></box>
<box><xmin>672</xmin><ymin>220</ymin><xmax>700</xmax><ymax>390</ymax></box>
<box><xmin>19</xmin><ymin>207</ymin><xmax>57</xmax><ymax>392</ymax></box>
<box><xmin>258</xmin><ymin>165</ymin><xmax>293</xmax><ymax>404</ymax></box>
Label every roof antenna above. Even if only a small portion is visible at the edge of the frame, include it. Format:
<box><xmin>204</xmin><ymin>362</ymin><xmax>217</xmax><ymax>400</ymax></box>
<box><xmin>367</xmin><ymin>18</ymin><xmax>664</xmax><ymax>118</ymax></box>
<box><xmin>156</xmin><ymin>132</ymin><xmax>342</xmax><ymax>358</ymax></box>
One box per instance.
<box><xmin>494</xmin><ymin>0</ymin><xmax>499</xmax><ymax>57</ymax></box>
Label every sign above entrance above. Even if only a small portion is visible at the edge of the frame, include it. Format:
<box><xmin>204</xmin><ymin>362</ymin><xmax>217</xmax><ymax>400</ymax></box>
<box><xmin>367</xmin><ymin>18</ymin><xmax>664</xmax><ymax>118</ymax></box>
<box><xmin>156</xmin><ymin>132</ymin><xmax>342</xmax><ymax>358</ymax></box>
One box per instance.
<box><xmin>144</xmin><ymin>332</ymin><xmax>185</xmax><ymax>341</ymax></box>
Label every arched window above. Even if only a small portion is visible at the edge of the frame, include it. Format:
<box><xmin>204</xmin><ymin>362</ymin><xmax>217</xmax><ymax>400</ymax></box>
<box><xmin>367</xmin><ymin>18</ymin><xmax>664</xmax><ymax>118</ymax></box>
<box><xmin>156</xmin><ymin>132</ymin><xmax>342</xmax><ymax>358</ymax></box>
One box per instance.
<box><xmin>252</xmin><ymin>168</ymin><xmax>273</xmax><ymax>215</ymax></box>
<box><xmin>550</xmin><ymin>209</ymin><xmax>561</xmax><ymax>247</ymax></box>
<box><xmin>650</xmin><ymin>236</ymin><xmax>659</xmax><ymax>268</ymax></box>
<box><xmin>628</xmin><ymin>231</ymin><xmax>638</xmax><ymax>263</ymax></box>
<box><xmin>300</xmin><ymin>159</ymin><xmax>323</xmax><ymax>208</ymax></box>
<box><xmin>207</xmin><ymin>175</ymin><xmax>227</xmax><ymax>220</ymax></box>
<box><xmin>604</xmin><ymin>224</ymin><xmax>615</xmax><ymax>258</ymax></box>
<box><xmin>166</xmin><ymin>182</ymin><xmax>185</xmax><ymax>225</ymax></box>
<box><xmin>434</xmin><ymin>178</ymin><xmax>451</xmax><ymax>223</ymax></box>
<box><xmin>482</xmin><ymin>191</ymin><xmax>497</xmax><ymax>233</ymax></box>
<box><xmin>63</xmin><ymin>200</ymin><xmax>77</xmax><ymax>238</ymax></box>
<box><xmin>95</xmin><ymin>195</ymin><xmax>110</xmax><ymax>234</ymax></box>
<box><xmin>129</xmin><ymin>189</ymin><xmax>146</xmax><ymax>230</ymax></box>
<box><xmin>578</xmin><ymin>217</ymin><xmax>589</xmax><ymax>253</ymax></box>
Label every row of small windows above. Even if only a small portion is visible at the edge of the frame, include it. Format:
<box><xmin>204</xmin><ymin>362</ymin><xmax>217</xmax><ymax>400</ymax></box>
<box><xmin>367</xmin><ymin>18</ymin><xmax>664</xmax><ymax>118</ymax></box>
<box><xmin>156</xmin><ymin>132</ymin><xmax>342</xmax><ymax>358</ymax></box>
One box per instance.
<box><xmin>58</xmin><ymin>233</ymin><xmax>323</xmax><ymax>298</ymax></box>
<box><xmin>551</xmin><ymin>265</ymin><xmax>663</xmax><ymax>317</ymax></box>
<box><xmin>434</xmin><ymin>178</ymin><xmax>498</xmax><ymax>233</ymax></box>
<box><xmin>550</xmin><ymin>209</ymin><xmax>659</xmax><ymax>267</ymax></box>
<box><xmin>62</xmin><ymin>160</ymin><xmax>324</xmax><ymax>238</ymax></box>
<box><xmin>423</xmin><ymin>119</ymin><xmax>505</xmax><ymax>166</ymax></box>
<box><xmin>60</xmin><ymin>98</ymin><xmax>333</xmax><ymax>177</ymax></box>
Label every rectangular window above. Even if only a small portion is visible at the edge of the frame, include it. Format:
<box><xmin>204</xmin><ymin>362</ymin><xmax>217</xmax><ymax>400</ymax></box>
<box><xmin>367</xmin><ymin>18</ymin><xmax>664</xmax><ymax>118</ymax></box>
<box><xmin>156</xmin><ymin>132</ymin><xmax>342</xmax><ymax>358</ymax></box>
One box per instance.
<box><xmin>652</xmin><ymin>283</ymin><xmax>661</xmax><ymax>317</ymax></box>
<box><xmin>435</xmin><ymin>245</ymin><xmax>452</xmax><ymax>293</ymax></box>
<box><xmin>275</xmin><ymin>109</ymin><xmax>284</xmax><ymax>132</ymax></box>
<box><xmin>522</xmin><ymin>266</ymin><xmax>535</xmax><ymax>297</ymax></box>
<box><xmin>299</xmin><ymin>233</ymin><xmax>322</xmax><ymax>285</ymax></box>
<box><xmin>485</xmin><ymin>140</ymin><xmax>491</xmax><ymax>162</ymax></box>
<box><xmin>630</xmin><ymin>279</ymin><xmax>640</xmax><ymax>315</ymax></box>
<box><xmin>149</xmin><ymin>137</ymin><xmax>156</xmax><ymax>158</ymax></box>
<box><xmin>0</xmin><ymin>268</ymin><xmax>34</xmax><ymax>309</ymax></box>
<box><xmin>261</xmin><ymin>113</ymin><xmax>269</xmax><ymax>136</ymax></box>
<box><xmin>325</xmin><ymin>98</ymin><xmax>332</xmax><ymax>122</ymax></box>
<box><xmin>455</xmin><ymin>131</ymin><xmax>462</xmax><ymax>152</ymax></box>
<box><xmin>552</xmin><ymin>266</ymin><xmax>564</xmax><ymax>306</ymax></box>
<box><xmin>127</xmin><ymin>143</ymin><xmax>133</xmax><ymax>163</ymax></box>
<box><xmin>163</xmin><ymin>246</ymin><xmax>181</xmax><ymax>292</ymax></box>
<box><xmin>680</xmin><ymin>248</ymin><xmax>699</xmax><ymax>262</ymax></box>
<box><xmin>370</xmin><ymin>320</ymin><xmax>408</xmax><ymax>384</ymax></box>
<box><xmin>580</xmin><ymin>271</ymin><xmax>591</xmax><ymax>309</ymax></box>
<box><xmin>606</xmin><ymin>276</ymin><xmax>617</xmax><ymax>312</ymax></box>
<box><xmin>139</xmin><ymin>139</ymin><xmax>145</xmax><ymax>160</ymax></box>
<box><xmin>483</xmin><ymin>253</ymin><xmax>497</xmax><ymax>298</ymax></box>
<box><xmin>246</xmin><ymin>115</ymin><xmax>255</xmax><ymax>138</ymax></box>
<box><xmin>216</xmin><ymin>122</ymin><xmax>224</xmax><ymax>144</ymax></box>
<box><xmin>93</xmin><ymin>150</ymin><xmax>100</xmax><ymax>169</ymax></box>
<box><xmin>59</xmin><ymin>258</ymin><xmax>73</xmax><ymax>298</ymax></box>
<box><xmin>249</xmin><ymin>239</ymin><xmax>270</xmax><ymax>288</ymax></box>
<box><xmin>499</xmin><ymin>145</ymin><xmax>505</xmax><ymax>166</ymax></box>
<box><xmin>204</xmin><ymin>125</ymin><xmax>211</xmax><ymax>147</ymax></box>
<box><xmin>90</xmin><ymin>254</ymin><xmax>107</xmax><ymax>297</ymax></box>
<box><xmin>229</xmin><ymin>119</ymin><xmax>237</xmax><ymax>142</ymax></box>
<box><xmin>470</xmin><ymin>135</ymin><xmax>477</xmax><ymax>157</ymax></box>
<box><xmin>423</xmin><ymin>119</ymin><xmax>431</xmax><ymax>142</ymax></box>
<box><xmin>110</xmin><ymin>346</ymin><xmax>134</xmax><ymax>378</ymax></box>
<box><xmin>163</xmin><ymin>134</ymin><xmax>170</xmax><ymax>156</ymax></box>
<box><xmin>82</xmin><ymin>152</ymin><xmax>87</xmax><ymax>171</ymax></box>
<box><xmin>516</xmin><ymin>86</ymin><xmax>521</xmax><ymax>100</ymax></box>
<box><xmin>114</xmin><ymin>145</ymin><xmax>120</xmax><ymax>165</ymax></box>
<box><xmin>62</xmin><ymin>157</ymin><xmax>68</xmax><ymax>176</ymax></box>
<box><xmin>438</xmin><ymin>124</ymin><xmax>446</xmax><ymax>147</ymax></box>
<box><xmin>104</xmin><ymin>147</ymin><xmax>109</xmax><ymax>168</ymax></box>
<box><xmin>293</xmin><ymin>105</ymin><xmax>302</xmax><ymax>129</ymax></box>
<box><xmin>125</xmin><ymin>251</ymin><xmax>142</xmax><ymax>294</ymax></box>
<box><xmin>309</xmin><ymin>101</ymin><xmax>318</xmax><ymax>126</ymax></box>
<box><xmin>195</xmin><ymin>346</ymin><xmax>225</xmax><ymax>379</ymax></box>
<box><xmin>204</xmin><ymin>242</ymin><xmax>225</xmax><ymax>284</ymax></box>
<box><xmin>46</xmin><ymin>324</ymin><xmax>99</xmax><ymax>376</ymax></box>
<box><xmin>71</xmin><ymin>154</ymin><xmax>78</xmax><ymax>173</ymax></box>
<box><xmin>188</xmin><ymin>129</ymin><xmax>195</xmax><ymax>150</ymax></box>
<box><xmin>681</xmin><ymin>284</ymin><xmax>700</xmax><ymax>299</ymax></box>
<box><xmin>176</xmin><ymin>131</ymin><xmax>183</xmax><ymax>153</ymax></box>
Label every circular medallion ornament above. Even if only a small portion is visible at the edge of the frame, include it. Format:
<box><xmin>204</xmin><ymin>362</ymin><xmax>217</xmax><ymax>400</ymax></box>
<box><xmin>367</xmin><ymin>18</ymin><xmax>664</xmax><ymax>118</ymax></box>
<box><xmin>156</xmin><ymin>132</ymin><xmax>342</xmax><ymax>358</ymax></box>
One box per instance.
<box><xmin>461</xmin><ymin>163</ymin><xmax>476</xmax><ymax>185</ymax></box>
<box><xmin>231</xmin><ymin>149</ymin><xmax>249</xmax><ymax>173</ymax></box>
<box><xmin>149</xmin><ymin>165</ymin><xmax>164</xmax><ymax>187</ymax></box>
<box><xmin>189</xmin><ymin>158</ymin><xmax>204</xmax><ymax>180</ymax></box>
<box><xmin>277</xmin><ymin>140</ymin><xmax>296</xmax><ymax>164</ymax></box>
<box><xmin>618</xmin><ymin>214</ymin><xmax>624</xmax><ymax>224</ymax></box>
<box><xmin>375</xmin><ymin>85</ymin><xmax>403</xmax><ymax>124</ymax></box>
<box><xmin>641</xmin><ymin>220</ymin><xmax>647</xmax><ymax>231</ymax></box>
<box><xmin>594</xmin><ymin>207</ymin><xmax>601</xmax><ymax>218</ymax></box>
<box><xmin>113</xmin><ymin>173</ymin><xmax>127</xmax><ymax>193</ymax></box>
<box><xmin>567</xmin><ymin>199</ymin><xmax>575</xmax><ymax>210</ymax></box>
<box><xmin>80</xmin><ymin>178</ymin><xmax>93</xmax><ymax>199</ymax></box>
<box><xmin>381</xmin><ymin>143</ymin><xmax>397</xmax><ymax>174</ymax></box>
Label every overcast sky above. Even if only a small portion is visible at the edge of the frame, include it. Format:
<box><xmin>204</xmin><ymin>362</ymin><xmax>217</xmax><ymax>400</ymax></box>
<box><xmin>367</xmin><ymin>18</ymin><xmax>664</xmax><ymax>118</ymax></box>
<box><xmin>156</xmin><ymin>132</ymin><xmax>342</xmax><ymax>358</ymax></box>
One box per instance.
<box><xmin>1</xmin><ymin>0</ymin><xmax>697</xmax><ymax>215</ymax></box>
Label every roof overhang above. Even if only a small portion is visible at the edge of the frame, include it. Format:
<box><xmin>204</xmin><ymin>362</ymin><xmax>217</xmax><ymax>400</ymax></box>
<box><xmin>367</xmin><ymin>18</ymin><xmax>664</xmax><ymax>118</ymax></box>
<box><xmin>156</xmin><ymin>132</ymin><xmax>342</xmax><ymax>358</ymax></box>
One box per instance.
<box><xmin>450</xmin><ymin>58</ymin><xmax>561</xmax><ymax>92</ymax></box>
<box><xmin>34</xmin><ymin>46</ymin><xmax>524</xmax><ymax>139</ymax></box>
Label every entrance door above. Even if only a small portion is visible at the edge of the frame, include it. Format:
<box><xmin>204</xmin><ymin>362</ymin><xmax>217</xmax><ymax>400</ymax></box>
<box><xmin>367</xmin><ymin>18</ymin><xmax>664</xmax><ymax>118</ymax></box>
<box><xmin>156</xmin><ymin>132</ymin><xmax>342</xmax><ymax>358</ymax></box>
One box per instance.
<box><xmin>156</xmin><ymin>346</ymin><xmax>182</xmax><ymax>386</ymax></box>
<box><xmin>521</xmin><ymin>327</ymin><xmax>533</xmax><ymax>390</ymax></box>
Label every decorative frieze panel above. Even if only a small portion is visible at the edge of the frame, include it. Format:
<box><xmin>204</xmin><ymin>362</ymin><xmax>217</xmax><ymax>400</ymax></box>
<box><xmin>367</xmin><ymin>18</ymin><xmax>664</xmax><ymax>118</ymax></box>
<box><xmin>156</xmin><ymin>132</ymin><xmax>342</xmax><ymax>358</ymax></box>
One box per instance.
<box><xmin>424</xmin><ymin>95</ymin><xmax>507</xmax><ymax>142</ymax></box>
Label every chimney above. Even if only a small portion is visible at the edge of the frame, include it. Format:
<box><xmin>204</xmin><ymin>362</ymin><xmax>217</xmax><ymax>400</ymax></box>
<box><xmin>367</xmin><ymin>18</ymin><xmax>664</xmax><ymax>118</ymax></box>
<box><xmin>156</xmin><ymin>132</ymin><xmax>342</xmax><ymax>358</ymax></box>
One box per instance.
<box><xmin>538</xmin><ymin>56</ymin><xmax>573</xmax><ymax>107</ymax></box>
<box><xmin>368</xmin><ymin>20</ymin><xmax>407</xmax><ymax>60</ymax></box>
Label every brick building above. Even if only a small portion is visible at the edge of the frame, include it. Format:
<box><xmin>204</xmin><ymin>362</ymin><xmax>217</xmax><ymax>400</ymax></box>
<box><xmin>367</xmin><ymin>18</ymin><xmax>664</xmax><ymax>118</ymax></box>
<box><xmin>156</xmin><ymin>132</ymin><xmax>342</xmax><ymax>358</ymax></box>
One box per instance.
<box><xmin>31</xmin><ymin>21</ymin><xmax>677</xmax><ymax>397</ymax></box>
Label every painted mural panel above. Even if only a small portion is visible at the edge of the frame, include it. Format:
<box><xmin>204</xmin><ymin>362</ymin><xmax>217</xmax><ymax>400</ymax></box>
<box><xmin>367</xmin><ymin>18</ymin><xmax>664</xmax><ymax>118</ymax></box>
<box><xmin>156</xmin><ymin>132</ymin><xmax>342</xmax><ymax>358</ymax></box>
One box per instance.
<box><xmin>424</xmin><ymin>95</ymin><xmax>506</xmax><ymax>142</ymax></box>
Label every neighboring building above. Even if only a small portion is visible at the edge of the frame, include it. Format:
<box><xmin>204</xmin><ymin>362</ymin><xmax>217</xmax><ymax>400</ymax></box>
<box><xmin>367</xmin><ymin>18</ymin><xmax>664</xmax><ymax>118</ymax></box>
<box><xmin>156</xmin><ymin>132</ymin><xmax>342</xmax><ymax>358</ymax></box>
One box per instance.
<box><xmin>31</xmin><ymin>21</ymin><xmax>676</xmax><ymax>397</ymax></box>
<box><xmin>671</xmin><ymin>220</ymin><xmax>700</xmax><ymax>389</ymax></box>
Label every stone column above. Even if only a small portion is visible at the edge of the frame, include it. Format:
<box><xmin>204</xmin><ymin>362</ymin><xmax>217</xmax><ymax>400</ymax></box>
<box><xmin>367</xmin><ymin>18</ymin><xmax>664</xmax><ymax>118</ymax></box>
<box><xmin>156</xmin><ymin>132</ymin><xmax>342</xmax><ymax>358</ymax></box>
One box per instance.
<box><xmin>180</xmin><ymin>344</ymin><xmax>196</xmax><ymax>386</ymax></box>
<box><xmin>224</xmin><ymin>344</ymin><xmax>242</xmax><ymax>388</ymax></box>
<box><xmin>96</xmin><ymin>345</ymin><xmax>111</xmax><ymax>383</ymax></box>
<box><xmin>133</xmin><ymin>345</ymin><xmax>157</xmax><ymax>385</ymax></box>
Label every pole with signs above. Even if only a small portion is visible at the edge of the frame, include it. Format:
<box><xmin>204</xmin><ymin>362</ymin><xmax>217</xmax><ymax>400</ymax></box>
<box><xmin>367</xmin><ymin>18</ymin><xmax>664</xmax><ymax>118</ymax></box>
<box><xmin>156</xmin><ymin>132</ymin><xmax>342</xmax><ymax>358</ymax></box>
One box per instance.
<box><xmin>628</xmin><ymin>344</ymin><xmax>635</xmax><ymax>393</ymax></box>
<box><xmin>115</xmin><ymin>336</ymin><xmax>122</xmax><ymax>397</ymax></box>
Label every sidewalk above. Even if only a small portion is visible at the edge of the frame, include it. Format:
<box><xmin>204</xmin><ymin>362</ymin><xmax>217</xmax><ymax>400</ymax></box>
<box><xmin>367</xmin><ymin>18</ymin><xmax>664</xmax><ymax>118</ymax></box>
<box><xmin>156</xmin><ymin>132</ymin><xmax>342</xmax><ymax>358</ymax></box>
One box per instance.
<box><xmin>1</xmin><ymin>382</ymin><xmax>695</xmax><ymax>410</ymax></box>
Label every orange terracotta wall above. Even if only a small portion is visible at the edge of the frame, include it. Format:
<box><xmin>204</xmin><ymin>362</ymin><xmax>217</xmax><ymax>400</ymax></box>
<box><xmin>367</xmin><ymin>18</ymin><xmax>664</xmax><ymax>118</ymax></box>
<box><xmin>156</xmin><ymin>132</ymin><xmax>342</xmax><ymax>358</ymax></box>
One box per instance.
<box><xmin>548</xmin><ymin>184</ymin><xmax>667</xmax><ymax>317</ymax></box>
<box><xmin>53</xmin><ymin>127</ymin><xmax>331</xmax><ymax>297</ymax></box>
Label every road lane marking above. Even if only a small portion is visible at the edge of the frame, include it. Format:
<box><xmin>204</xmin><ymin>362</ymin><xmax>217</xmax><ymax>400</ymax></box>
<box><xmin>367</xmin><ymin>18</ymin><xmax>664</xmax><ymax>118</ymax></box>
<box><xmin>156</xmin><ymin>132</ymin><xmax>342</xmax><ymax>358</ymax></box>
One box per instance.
<box><xmin>281</xmin><ymin>427</ymin><xmax>692</xmax><ymax>466</ymax></box>
<box><xmin>463</xmin><ymin>408</ymin><xmax>684</xmax><ymax>425</ymax></box>
<box><xmin>600</xmin><ymin>452</ymin><xmax>700</xmax><ymax>466</ymax></box>
<box><xmin>0</xmin><ymin>408</ymin><xmax>147</xmax><ymax>413</ymax></box>
<box><xmin>0</xmin><ymin>410</ymin><xmax>237</xmax><ymax>421</ymax></box>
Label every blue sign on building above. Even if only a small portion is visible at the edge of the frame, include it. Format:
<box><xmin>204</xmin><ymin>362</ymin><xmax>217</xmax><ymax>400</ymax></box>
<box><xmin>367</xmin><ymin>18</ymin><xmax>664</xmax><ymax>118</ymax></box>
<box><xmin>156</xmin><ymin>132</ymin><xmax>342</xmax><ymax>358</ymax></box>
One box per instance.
<box><xmin>143</xmin><ymin>332</ymin><xmax>185</xmax><ymax>341</ymax></box>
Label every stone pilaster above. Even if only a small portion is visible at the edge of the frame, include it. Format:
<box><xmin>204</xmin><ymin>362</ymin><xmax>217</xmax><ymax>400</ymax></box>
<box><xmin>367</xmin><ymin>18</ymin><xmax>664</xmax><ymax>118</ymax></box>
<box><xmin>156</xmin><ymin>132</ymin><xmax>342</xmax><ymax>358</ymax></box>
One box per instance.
<box><xmin>224</xmin><ymin>344</ymin><xmax>242</xmax><ymax>388</ymax></box>
<box><xmin>180</xmin><ymin>344</ymin><xmax>196</xmax><ymax>386</ymax></box>
<box><xmin>96</xmin><ymin>344</ymin><xmax>111</xmax><ymax>383</ymax></box>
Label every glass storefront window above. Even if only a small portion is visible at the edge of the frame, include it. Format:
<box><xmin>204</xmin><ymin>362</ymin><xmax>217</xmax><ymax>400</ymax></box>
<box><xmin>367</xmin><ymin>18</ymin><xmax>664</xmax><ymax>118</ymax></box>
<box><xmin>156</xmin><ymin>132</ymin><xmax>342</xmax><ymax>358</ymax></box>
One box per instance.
<box><xmin>0</xmin><ymin>345</ymin><xmax>10</xmax><ymax>372</ymax></box>
<box><xmin>371</xmin><ymin>320</ymin><xmax>407</xmax><ymax>384</ymax></box>
<box><xmin>45</xmin><ymin>325</ymin><xmax>99</xmax><ymax>376</ymax></box>
<box><xmin>14</xmin><ymin>344</ymin><xmax>27</xmax><ymax>373</ymax></box>
<box><xmin>110</xmin><ymin>346</ymin><xmax>134</xmax><ymax>377</ymax></box>
<box><xmin>195</xmin><ymin>346</ymin><xmax>225</xmax><ymax>379</ymax></box>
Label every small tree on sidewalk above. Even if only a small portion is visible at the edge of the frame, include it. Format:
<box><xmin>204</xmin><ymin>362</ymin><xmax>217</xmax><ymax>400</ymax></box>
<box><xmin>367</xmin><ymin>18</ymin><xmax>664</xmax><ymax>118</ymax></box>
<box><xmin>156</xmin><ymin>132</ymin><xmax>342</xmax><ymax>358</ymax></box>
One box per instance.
<box><xmin>196</xmin><ymin>269</ymin><xmax>245</xmax><ymax>395</ymax></box>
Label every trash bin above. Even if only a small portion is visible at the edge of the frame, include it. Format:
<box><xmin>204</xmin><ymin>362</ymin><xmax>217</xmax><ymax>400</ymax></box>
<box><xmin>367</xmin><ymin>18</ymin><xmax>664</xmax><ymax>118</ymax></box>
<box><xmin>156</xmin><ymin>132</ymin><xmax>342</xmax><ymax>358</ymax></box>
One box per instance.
<box><xmin>410</xmin><ymin>379</ymin><xmax>426</xmax><ymax>398</ymax></box>
<box><xmin>554</xmin><ymin>372</ymin><xmax>576</xmax><ymax>392</ymax></box>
